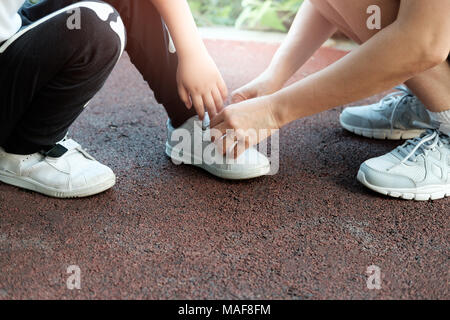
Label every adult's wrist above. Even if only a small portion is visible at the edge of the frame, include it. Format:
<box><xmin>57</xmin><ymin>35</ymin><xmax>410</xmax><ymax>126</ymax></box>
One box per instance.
<box><xmin>269</xmin><ymin>89</ymin><xmax>293</xmax><ymax>128</ymax></box>
<box><xmin>267</xmin><ymin>51</ymin><xmax>300</xmax><ymax>85</ymax></box>
<box><xmin>263</xmin><ymin>65</ymin><xmax>289</xmax><ymax>91</ymax></box>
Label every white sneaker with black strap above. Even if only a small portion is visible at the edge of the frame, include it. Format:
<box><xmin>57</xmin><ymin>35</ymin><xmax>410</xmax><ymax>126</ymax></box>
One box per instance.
<box><xmin>340</xmin><ymin>86</ymin><xmax>432</xmax><ymax>140</ymax></box>
<box><xmin>358</xmin><ymin>130</ymin><xmax>450</xmax><ymax>201</ymax></box>
<box><xmin>0</xmin><ymin>139</ymin><xmax>115</xmax><ymax>198</ymax></box>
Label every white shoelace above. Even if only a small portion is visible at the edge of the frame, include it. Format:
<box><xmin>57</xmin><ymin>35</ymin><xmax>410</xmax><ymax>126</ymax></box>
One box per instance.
<box><xmin>378</xmin><ymin>86</ymin><xmax>416</xmax><ymax>134</ymax></box>
<box><xmin>202</xmin><ymin>112</ymin><xmax>210</xmax><ymax>130</ymax></box>
<box><xmin>397</xmin><ymin>130</ymin><xmax>449</xmax><ymax>164</ymax></box>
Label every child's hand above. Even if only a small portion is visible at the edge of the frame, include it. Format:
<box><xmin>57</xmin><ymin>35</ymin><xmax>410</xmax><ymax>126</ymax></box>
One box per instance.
<box><xmin>177</xmin><ymin>51</ymin><xmax>228</xmax><ymax>120</ymax></box>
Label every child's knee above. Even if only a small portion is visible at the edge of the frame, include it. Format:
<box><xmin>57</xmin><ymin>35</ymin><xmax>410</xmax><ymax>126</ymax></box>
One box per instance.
<box><xmin>70</xmin><ymin>2</ymin><xmax>126</xmax><ymax>58</ymax></box>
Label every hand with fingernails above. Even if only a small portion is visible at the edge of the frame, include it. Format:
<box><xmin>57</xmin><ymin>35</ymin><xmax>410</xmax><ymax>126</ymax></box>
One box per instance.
<box><xmin>210</xmin><ymin>95</ymin><xmax>280</xmax><ymax>159</ymax></box>
<box><xmin>177</xmin><ymin>50</ymin><xmax>228</xmax><ymax>120</ymax></box>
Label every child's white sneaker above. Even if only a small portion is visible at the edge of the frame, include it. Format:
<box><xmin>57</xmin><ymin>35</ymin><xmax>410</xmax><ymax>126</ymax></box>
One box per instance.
<box><xmin>358</xmin><ymin>130</ymin><xmax>450</xmax><ymax>201</ymax></box>
<box><xmin>165</xmin><ymin>115</ymin><xmax>271</xmax><ymax>180</ymax></box>
<box><xmin>0</xmin><ymin>139</ymin><xmax>115</xmax><ymax>198</ymax></box>
<box><xmin>340</xmin><ymin>86</ymin><xmax>432</xmax><ymax>140</ymax></box>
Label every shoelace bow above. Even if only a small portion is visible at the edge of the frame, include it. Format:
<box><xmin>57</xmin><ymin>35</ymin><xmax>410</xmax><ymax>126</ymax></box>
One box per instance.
<box><xmin>378</xmin><ymin>86</ymin><xmax>416</xmax><ymax>134</ymax></box>
<box><xmin>397</xmin><ymin>129</ymin><xmax>449</xmax><ymax>164</ymax></box>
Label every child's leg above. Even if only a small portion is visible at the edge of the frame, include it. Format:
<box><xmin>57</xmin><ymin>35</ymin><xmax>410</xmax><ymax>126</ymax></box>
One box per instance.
<box><xmin>105</xmin><ymin>0</ymin><xmax>197</xmax><ymax>128</ymax></box>
<box><xmin>0</xmin><ymin>0</ymin><xmax>125</xmax><ymax>155</ymax></box>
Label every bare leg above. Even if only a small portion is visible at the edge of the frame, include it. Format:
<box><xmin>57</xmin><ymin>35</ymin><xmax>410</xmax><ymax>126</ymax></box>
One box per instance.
<box><xmin>309</xmin><ymin>0</ymin><xmax>363</xmax><ymax>43</ymax></box>
<box><xmin>311</xmin><ymin>0</ymin><xmax>450</xmax><ymax>112</ymax></box>
<box><xmin>405</xmin><ymin>62</ymin><xmax>450</xmax><ymax>112</ymax></box>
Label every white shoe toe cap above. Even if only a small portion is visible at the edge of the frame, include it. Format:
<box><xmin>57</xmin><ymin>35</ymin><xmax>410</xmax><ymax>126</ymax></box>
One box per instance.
<box><xmin>237</xmin><ymin>148</ymin><xmax>269</xmax><ymax>167</ymax></box>
<box><xmin>71</xmin><ymin>162</ymin><xmax>115</xmax><ymax>190</ymax></box>
<box><xmin>360</xmin><ymin>159</ymin><xmax>416</xmax><ymax>189</ymax></box>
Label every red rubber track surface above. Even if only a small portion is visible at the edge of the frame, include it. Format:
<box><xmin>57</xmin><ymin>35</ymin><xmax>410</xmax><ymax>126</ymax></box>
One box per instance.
<box><xmin>0</xmin><ymin>40</ymin><xmax>448</xmax><ymax>299</ymax></box>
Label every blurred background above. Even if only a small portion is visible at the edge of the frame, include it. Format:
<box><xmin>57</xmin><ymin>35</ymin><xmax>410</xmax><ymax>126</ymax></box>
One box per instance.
<box><xmin>188</xmin><ymin>0</ymin><xmax>302</xmax><ymax>32</ymax></box>
<box><xmin>28</xmin><ymin>0</ymin><xmax>351</xmax><ymax>45</ymax></box>
<box><xmin>188</xmin><ymin>0</ymin><xmax>353</xmax><ymax>50</ymax></box>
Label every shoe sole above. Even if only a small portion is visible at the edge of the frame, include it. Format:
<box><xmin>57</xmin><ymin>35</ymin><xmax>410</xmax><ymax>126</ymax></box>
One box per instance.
<box><xmin>165</xmin><ymin>143</ymin><xmax>270</xmax><ymax>180</ymax></box>
<box><xmin>340</xmin><ymin>118</ymin><xmax>424</xmax><ymax>140</ymax></box>
<box><xmin>357</xmin><ymin>170</ymin><xmax>450</xmax><ymax>201</ymax></box>
<box><xmin>0</xmin><ymin>170</ymin><xmax>116</xmax><ymax>198</ymax></box>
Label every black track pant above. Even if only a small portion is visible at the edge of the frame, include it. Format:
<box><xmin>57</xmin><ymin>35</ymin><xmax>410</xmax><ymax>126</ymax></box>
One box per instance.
<box><xmin>0</xmin><ymin>0</ymin><xmax>195</xmax><ymax>155</ymax></box>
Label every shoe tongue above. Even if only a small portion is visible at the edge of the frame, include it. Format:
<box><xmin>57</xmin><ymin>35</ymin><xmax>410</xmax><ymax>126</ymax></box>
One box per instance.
<box><xmin>377</xmin><ymin>91</ymin><xmax>410</xmax><ymax>109</ymax></box>
<box><xmin>375</xmin><ymin>96</ymin><xmax>395</xmax><ymax>110</ymax></box>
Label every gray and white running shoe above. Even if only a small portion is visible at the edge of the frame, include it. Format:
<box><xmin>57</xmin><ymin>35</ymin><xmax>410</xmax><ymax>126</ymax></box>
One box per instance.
<box><xmin>358</xmin><ymin>130</ymin><xmax>450</xmax><ymax>201</ymax></box>
<box><xmin>340</xmin><ymin>87</ymin><xmax>433</xmax><ymax>140</ymax></box>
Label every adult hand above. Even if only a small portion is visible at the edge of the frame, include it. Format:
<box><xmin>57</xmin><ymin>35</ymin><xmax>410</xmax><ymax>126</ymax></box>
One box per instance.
<box><xmin>231</xmin><ymin>70</ymin><xmax>284</xmax><ymax>104</ymax></box>
<box><xmin>210</xmin><ymin>96</ymin><xmax>280</xmax><ymax>158</ymax></box>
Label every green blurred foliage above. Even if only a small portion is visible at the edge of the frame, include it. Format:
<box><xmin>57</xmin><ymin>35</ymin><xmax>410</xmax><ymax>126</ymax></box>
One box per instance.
<box><xmin>188</xmin><ymin>0</ymin><xmax>243</xmax><ymax>26</ymax></box>
<box><xmin>28</xmin><ymin>0</ymin><xmax>302</xmax><ymax>33</ymax></box>
<box><xmin>188</xmin><ymin>0</ymin><xmax>303</xmax><ymax>32</ymax></box>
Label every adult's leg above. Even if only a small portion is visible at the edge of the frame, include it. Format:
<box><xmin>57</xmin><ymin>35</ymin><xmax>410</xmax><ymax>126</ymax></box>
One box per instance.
<box><xmin>309</xmin><ymin>0</ymin><xmax>450</xmax><ymax>200</ymax></box>
<box><xmin>310</xmin><ymin>0</ymin><xmax>450</xmax><ymax>112</ymax></box>
<box><xmin>405</xmin><ymin>60</ymin><xmax>450</xmax><ymax>112</ymax></box>
<box><xmin>0</xmin><ymin>0</ymin><xmax>125</xmax><ymax>155</ymax></box>
<box><xmin>105</xmin><ymin>0</ymin><xmax>197</xmax><ymax>128</ymax></box>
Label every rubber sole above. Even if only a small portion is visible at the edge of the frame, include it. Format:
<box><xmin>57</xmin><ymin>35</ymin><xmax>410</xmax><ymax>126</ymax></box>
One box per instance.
<box><xmin>165</xmin><ymin>143</ymin><xmax>270</xmax><ymax>180</ymax></box>
<box><xmin>357</xmin><ymin>170</ymin><xmax>450</xmax><ymax>201</ymax></box>
<box><xmin>0</xmin><ymin>170</ymin><xmax>116</xmax><ymax>198</ymax></box>
<box><xmin>340</xmin><ymin>118</ymin><xmax>424</xmax><ymax>140</ymax></box>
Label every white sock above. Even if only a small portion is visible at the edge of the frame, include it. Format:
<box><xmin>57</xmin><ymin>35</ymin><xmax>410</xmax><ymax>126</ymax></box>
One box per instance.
<box><xmin>429</xmin><ymin>109</ymin><xmax>450</xmax><ymax>135</ymax></box>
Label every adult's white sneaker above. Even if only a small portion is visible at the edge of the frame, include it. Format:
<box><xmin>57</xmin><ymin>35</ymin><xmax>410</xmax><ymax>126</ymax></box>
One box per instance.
<box><xmin>0</xmin><ymin>139</ymin><xmax>115</xmax><ymax>198</ymax></box>
<box><xmin>358</xmin><ymin>130</ymin><xmax>450</xmax><ymax>201</ymax></box>
<box><xmin>165</xmin><ymin>115</ymin><xmax>271</xmax><ymax>180</ymax></box>
<box><xmin>340</xmin><ymin>87</ymin><xmax>433</xmax><ymax>140</ymax></box>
